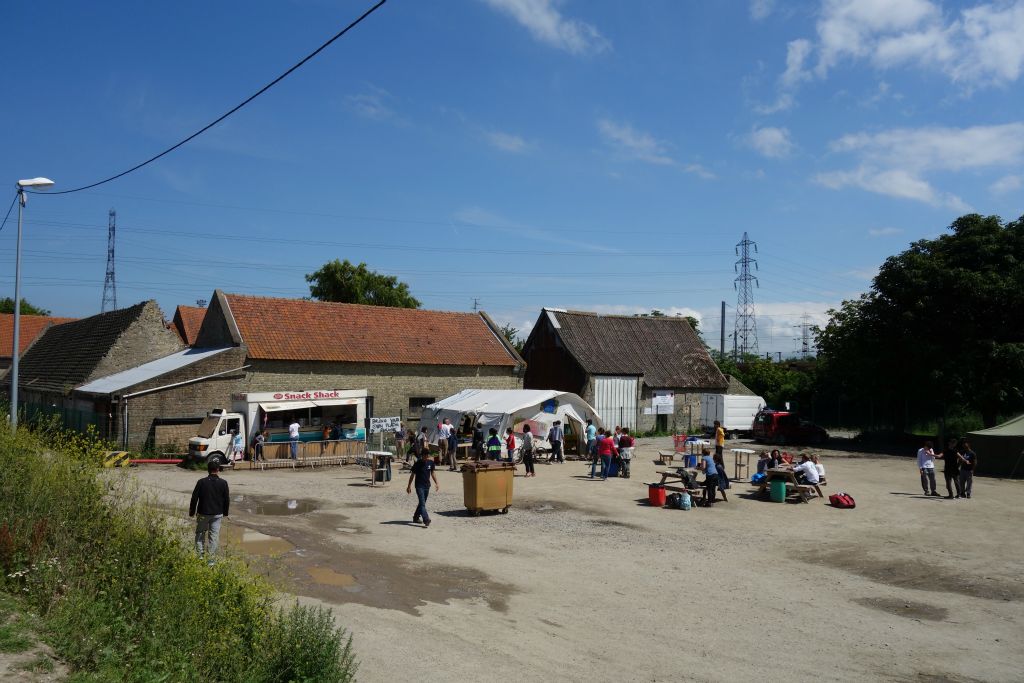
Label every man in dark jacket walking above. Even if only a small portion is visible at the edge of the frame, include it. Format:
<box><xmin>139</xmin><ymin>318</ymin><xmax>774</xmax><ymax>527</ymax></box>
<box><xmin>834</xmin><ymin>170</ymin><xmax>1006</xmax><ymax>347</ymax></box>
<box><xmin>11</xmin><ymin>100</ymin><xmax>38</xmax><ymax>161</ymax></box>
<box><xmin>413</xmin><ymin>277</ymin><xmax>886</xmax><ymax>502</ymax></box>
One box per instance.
<box><xmin>189</xmin><ymin>461</ymin><xmax>230</xmax><ymax>564</ymax></box>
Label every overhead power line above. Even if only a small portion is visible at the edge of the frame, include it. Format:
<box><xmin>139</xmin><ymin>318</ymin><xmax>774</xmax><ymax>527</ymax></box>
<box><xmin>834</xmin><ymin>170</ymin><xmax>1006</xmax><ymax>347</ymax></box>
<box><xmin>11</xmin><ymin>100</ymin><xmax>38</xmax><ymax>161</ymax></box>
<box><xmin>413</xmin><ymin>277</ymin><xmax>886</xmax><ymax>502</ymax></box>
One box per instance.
<box><xmin>28</xmin><ymin>0</ymin><xmax>388</xmax><ymax>196</ymax></box>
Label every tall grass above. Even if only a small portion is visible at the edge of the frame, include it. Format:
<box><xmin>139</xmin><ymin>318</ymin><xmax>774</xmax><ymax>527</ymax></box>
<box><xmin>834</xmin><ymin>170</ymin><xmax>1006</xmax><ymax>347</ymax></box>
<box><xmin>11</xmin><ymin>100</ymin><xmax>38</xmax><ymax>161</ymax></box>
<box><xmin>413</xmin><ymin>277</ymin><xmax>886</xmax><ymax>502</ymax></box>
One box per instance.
<box><xmin>0</xmin><ymin>419</ymin><xmax>356</xmax><ymax>682</ymax></box>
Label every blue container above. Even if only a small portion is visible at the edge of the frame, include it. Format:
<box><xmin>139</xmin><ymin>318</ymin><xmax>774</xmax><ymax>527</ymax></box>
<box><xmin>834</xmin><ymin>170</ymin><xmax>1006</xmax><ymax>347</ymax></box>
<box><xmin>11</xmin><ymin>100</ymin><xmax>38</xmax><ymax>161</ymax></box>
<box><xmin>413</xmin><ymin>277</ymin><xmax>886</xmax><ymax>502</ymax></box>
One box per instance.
<box><xmin>607</xmin><ymin>461</ymin><xmax>620</xmax><ymax>477</ymax></box>
<box><xmin>686</xmin><ymin>454</ymin><xmax>698</xmax><ymax>468</ymax></box>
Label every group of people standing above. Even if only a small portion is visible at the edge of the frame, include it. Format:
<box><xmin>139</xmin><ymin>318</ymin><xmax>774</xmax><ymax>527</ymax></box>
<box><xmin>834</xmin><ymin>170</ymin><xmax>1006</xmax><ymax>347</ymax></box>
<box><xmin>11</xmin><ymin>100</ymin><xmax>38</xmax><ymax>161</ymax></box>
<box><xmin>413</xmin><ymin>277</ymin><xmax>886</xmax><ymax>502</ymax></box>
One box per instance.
<box><xmin>584</xmin><ymin>420</ymin><xmax>636</xmax><ymax>479</ymax></box>
<box><xmin>917</xmin><ymin>438</ymin><xmax>977</xmax><ymax>499</ymax></box>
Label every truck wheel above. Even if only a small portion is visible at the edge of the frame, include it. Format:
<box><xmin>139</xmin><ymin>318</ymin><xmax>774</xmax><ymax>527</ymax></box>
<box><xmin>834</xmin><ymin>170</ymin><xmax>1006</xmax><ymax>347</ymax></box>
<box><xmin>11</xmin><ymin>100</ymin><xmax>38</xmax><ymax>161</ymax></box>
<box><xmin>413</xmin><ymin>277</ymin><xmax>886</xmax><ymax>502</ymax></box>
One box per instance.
<box><xmin>500</xmin><ymin>507</ymin><xmax>509</xmax><ymax>514</ymax></box>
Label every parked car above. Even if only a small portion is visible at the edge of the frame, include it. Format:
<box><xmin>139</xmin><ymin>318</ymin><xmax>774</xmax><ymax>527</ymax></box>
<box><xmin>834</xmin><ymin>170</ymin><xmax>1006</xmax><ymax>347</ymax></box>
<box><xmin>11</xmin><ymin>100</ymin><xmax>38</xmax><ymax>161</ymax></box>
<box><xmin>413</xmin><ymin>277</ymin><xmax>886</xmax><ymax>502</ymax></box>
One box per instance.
<box><xmin>752</xmin><ymin>409</ymin><xmax>828</xmax><ymax>445</ymax></box>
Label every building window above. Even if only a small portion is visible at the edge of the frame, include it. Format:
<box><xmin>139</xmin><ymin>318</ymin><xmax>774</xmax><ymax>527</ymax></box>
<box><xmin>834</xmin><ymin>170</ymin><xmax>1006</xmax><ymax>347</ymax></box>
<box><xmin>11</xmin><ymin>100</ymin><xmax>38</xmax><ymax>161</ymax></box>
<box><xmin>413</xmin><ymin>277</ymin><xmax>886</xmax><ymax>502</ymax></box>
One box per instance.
<box><xmin>408</xmin><ymin>397</ymin><xmax>435</xmax><ymax>415</ymax></box>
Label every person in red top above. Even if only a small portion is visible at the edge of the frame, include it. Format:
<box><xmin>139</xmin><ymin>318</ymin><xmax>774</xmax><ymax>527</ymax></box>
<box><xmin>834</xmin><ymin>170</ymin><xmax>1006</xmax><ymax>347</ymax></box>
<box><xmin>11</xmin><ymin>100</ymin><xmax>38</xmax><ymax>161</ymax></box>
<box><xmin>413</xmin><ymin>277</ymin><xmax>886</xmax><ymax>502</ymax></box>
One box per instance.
<box><xmin>504</xmin><ymin>427</ymin><xmax>517</xmax><ymax>463</ymax></box>
<box><xmin>596</xmin><ymin>429</ymin><xmax>618</xmax><ymax>480</ymax></box>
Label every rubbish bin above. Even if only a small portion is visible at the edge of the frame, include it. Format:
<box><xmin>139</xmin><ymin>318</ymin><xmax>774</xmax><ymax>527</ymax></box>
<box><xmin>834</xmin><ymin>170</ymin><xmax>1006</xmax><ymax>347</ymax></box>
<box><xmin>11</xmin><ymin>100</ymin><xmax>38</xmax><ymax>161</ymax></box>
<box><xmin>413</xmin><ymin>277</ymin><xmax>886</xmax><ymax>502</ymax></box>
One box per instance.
<box><xmin>770</xmin><ymin>478</ymin><xmax>787</xmax><ymax>503</ymax></box>
<box><xmin>462</xmin><ymin>461</ymin><xmax>514</xmax><ymax>515</ymax></box>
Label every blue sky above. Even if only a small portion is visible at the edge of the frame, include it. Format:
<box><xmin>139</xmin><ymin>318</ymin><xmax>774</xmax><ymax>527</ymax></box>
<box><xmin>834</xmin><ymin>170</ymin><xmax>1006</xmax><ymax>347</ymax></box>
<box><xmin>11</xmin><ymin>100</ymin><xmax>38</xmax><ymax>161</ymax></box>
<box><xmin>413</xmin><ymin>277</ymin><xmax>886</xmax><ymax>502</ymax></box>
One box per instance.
<box><xmin>2</xmin><ymin>0</ymin><xmax>1022</xmax><ymax>355</ymax></box>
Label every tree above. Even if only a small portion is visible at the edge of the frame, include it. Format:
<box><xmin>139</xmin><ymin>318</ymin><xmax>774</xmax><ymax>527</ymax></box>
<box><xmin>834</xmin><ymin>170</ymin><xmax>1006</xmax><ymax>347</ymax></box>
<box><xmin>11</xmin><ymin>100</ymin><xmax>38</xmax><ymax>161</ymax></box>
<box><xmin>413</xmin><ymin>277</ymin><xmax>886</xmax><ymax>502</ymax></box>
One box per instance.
<box><xmin>498</xmin><ymin>323</ymin><xmax>524</xmax><ymax>354</ymax></box>
<box><xmin>816</xmin><ymin>213</ymin><xmax>1024</xmax><ymax>428</ymax></box>
<box><xmin>0</xmin><ymin>298</ymin><xmax>50</xmax><ymax>315</ymax></box>
<box><xmin>306</xmin><ymin>260</ymin><xmax>420</xmax><ymax>308</ymax></box>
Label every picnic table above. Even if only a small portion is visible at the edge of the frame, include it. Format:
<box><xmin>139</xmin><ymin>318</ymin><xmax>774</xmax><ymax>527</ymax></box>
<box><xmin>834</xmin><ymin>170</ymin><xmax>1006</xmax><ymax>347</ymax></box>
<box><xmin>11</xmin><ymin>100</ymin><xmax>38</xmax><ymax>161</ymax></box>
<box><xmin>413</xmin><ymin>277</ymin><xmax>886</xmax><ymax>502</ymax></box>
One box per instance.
<box><xmin>754</xmin><ymin>467</ymin><xmax>822</xmax><ymax>502</ymax></box>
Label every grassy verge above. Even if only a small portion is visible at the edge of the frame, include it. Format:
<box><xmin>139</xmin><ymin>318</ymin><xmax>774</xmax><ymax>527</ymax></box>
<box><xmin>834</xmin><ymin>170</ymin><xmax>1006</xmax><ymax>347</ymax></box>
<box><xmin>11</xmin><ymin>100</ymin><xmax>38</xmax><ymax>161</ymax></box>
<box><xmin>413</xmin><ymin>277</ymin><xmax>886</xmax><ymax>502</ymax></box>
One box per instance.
<box><xmin>0</xmin><ymin>421</ymin><xmax>357</xmax><ymax>682</ymax></box>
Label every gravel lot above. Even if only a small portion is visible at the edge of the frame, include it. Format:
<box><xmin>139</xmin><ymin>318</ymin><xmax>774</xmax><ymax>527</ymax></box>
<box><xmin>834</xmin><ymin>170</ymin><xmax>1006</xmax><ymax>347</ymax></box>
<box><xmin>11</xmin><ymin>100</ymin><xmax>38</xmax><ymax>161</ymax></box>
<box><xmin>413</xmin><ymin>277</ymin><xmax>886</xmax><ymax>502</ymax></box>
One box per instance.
<box><xmin>130</xmin><ymin>436</ymin><xmax>1024</xmax><ymax>683</ymax></box>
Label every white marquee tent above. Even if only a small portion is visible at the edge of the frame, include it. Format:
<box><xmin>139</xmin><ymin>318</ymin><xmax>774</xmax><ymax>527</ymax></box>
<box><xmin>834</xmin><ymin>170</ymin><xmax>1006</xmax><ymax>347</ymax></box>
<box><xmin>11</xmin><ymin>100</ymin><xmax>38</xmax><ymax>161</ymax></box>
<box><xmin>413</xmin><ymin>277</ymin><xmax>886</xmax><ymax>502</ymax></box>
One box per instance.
<box><xmin>420</xmin><ymin>389</ymin><xmax>603</xmax><ymax>449</ymax></box>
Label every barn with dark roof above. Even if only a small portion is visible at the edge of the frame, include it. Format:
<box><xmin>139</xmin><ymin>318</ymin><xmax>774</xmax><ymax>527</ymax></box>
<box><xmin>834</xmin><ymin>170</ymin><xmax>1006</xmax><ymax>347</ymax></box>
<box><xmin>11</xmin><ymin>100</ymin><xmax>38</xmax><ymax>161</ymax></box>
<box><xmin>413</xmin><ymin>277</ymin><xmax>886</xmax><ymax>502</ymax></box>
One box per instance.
<box><xmin>521</xmin><ymin>308</ymin><xmax>727</xmax><ymax>432</ymax></box>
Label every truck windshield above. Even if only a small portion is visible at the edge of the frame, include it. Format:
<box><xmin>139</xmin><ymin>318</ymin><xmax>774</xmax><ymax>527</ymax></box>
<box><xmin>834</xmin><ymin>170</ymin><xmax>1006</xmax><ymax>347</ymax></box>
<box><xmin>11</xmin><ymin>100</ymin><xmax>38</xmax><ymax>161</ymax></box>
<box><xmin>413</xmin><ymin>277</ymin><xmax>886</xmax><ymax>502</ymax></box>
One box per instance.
<box><xmin>196</xmin><ymin>416</ymin><xmax>221</xmax><ymax>439</ymax></box>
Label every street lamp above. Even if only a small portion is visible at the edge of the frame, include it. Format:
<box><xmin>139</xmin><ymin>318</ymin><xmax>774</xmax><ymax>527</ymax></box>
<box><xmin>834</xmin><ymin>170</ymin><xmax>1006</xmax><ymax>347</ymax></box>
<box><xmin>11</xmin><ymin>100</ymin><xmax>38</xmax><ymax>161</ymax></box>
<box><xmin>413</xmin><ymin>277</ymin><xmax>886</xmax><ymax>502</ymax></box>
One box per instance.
<box><xmin>9</xmin><ymin>177</ymin><xmax>55</xmax><ymax>429</ymax></box>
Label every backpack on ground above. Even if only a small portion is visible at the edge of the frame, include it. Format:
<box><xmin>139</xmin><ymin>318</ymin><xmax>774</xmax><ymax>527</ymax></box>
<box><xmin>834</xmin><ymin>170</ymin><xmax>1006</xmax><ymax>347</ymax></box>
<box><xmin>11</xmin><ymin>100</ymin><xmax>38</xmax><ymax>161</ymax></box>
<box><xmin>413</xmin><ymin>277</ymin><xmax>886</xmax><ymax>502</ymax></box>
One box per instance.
<box><xmin>751</xmin><ymin>472</ymin><xmax>767</xmax><ymax>485</ymax></box>
<box><xmin>829</xmin><ymin>491</ymin><xmax>856</xmax><ymax>509</ymax></box>
<box><xmin>679</xmin><ymin>491</ymin><xmax>692</xmax><ymax>510</ymax></box>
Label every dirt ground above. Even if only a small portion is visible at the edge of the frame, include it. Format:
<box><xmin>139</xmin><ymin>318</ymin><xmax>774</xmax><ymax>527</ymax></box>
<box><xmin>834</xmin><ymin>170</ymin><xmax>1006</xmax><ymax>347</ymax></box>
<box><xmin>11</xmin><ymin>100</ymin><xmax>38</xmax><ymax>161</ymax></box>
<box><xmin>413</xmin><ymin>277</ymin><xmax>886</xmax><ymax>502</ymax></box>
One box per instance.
<box><xmin>130</xmin><ymin>437</ymin><xmax>1024</xmax><ymax>683</ymax></box>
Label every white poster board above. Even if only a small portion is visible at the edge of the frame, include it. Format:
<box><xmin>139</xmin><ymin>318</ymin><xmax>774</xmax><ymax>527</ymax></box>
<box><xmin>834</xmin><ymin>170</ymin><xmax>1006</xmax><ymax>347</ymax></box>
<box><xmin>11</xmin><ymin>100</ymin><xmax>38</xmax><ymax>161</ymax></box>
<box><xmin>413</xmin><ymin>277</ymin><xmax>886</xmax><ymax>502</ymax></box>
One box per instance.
<box><xmin>652</xmin><ymin>390</ymin><xmax>675</xmax><ymax>415</ymax></box>
<box><xmin>369</xmin><ymin>416</ymin><xmax>401</xmax><ymax>433</ymax></box>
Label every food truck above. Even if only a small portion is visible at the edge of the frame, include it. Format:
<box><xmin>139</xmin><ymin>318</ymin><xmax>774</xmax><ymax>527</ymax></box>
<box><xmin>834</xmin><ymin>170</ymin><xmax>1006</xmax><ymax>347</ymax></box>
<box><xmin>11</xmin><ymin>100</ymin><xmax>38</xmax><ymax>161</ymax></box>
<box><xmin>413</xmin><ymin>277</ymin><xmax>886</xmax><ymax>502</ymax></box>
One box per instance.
<box><xmin>187</xmin><ymin>389</ymin><xmax>368</xmax><ymax>465</ymax></box>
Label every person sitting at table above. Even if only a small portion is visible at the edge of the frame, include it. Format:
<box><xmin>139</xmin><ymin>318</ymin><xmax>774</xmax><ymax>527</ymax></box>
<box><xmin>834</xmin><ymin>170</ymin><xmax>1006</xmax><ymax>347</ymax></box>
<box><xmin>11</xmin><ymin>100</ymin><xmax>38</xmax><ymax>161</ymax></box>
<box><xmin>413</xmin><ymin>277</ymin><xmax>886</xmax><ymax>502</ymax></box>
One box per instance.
<box><xmin>757</xmin><ymin>451</ymin><xmax>771</xmax><ymax>474</ymax></box>
<box><xmin>769</xmin><ymin>449</ymin><xmax>783</xmax><ymax>469</ymax></box>
<box><xmin>698</xmin><ymin>447</ymin><xmax>719</xmax><ymax>506</ymax></box>
<box><xmin>811</xmin><ymin>453</ymin><xmax>826</xmax><ymax>482</ymax></box>
<box><xmin>792</xmin><ymin>454</ymin><xmax>820</xmax><ymax>486</ymax></box>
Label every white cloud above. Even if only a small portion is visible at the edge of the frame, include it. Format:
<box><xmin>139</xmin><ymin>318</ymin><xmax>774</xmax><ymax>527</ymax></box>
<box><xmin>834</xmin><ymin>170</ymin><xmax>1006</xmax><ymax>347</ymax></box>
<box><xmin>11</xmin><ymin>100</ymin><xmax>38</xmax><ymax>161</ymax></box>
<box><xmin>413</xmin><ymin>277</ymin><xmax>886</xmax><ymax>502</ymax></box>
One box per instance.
<box><xmin>750</xmin><ymin>0</ymin><xmax>775</xmax><ymax>21</ymax></box>
<box><xmin>990</xmin><ymin>174</ymin><xmax>1023</xmax><ymax>195</ymax></box>
<box><xmin>829</xmin><ymin>123</ymin><xmax>1024</xmax><ymax>172</ymax></box>
<box><xmin>597</xmin><ymin>119</ymin><xmax>675</xmax><ymax>165</ymax></box>
<box><xmin>817</xmin><ymin>122</ymin><xmax>1024</xmax><ymax>209</ymax></box>
<box><xmin>754</xmin><ymin>92</ymin><xmax>795</xmax><ymax>114</ymax></box>
<box><xmin>815</xmin><ymin>166</ymin><xmax>969</xmax><ymax>210</ymax></box>
<box><xmin>748</xmin><ymin>126</ymin><xmax>794</xmax><ymax>158</ymax></box>
<box><xmin>486</xmin><ymin>131</ymin><xmax>529</xmax><ymax>153</ymax></box>
<box><xmin>867</xmin><ymin>226</ymin><xmax>904</xmax><ymax>237</ymax></box>
<box><xmin>597</xmin><ymin>119</ymin><xmax>714</xmax><ymax>178</ymax></box>
<box><xmin>345</xmin><ymin>88</ymin><xmax>395</xmax><ymax>121</ymax></box>
<box><xmin>781</xmin><ymin>39</ymin><xmax>813</xmax><ymax>89</ymax></box>
<box><xmin>763</xmin><ymin>0</ymin><xmax>1024</xmax><ymax>109</ymax></box>
<box><xmin>481</xmin><ymin>0</ymin><xmax>610</xmax><ymax>56</ymax></box>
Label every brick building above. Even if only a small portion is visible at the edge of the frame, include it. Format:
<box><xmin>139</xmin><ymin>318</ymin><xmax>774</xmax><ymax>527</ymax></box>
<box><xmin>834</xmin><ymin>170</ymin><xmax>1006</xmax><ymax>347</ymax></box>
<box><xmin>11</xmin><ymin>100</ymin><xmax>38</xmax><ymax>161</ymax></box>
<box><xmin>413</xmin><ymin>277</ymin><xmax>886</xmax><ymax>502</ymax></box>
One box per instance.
<box><xmin>521</xmin><ymin>308</ymin><xmax>727</xmax><ymax>433</ymax></box>
<box><xmin>16</xmin><ymin>301</ymin><xmax>190</xmax><ymax>434</ymax></box>
<box><xmin>30</xmin><ymin>292</ymin><xmax>524</xmax><ymax>451</ymax></box>
<box><xmin>168</xmin><ymin>305</ymin><xmax>206</xmax><ymax>346</ymax></box>
<box><xmin>0</xmin><ymin>313</ymin><xmax>75</xmax><ymax>375</ymax></box>
<box><xmin>193</xmin><ymin>291</ymin><xmax>524</xmax><ymax>445</ymax></box>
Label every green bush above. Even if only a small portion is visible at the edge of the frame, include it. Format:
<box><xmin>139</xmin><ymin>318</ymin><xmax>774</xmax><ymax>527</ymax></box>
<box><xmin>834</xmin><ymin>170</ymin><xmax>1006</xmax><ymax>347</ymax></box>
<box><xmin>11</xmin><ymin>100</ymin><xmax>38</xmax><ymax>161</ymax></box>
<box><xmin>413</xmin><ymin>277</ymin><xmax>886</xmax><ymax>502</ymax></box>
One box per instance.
<box><xmin>0</xmin><ymin>422</ymin><xmax>357</xmax><ymax>682</ymax></box>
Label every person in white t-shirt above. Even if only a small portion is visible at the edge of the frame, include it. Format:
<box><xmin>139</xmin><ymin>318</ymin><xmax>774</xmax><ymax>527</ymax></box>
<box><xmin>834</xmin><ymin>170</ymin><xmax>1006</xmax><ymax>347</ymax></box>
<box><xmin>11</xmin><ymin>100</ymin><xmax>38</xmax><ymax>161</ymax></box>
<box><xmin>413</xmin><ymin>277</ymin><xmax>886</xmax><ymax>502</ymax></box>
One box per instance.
<box><xmin>916</xmin><ymin>440</ymin><xmax>939</xmax><ymax>496</ymax></box>
<box><xmin>288</xmin><ymin>419</ymin><xmax>300</xmax><ymax>460</ymax></box>
<box><xmin>792</xmin><ymin>454</ymin><xmax>820</xmax><ymax>485</ymax></box>
<box><xmin>811</xmin><ymin>453</ymin><xmax>826</xmax><ymax>481</ymax></box>
<box><xmin>437</xmin><ymin>420</ymin><xmax>451</xmax><ymax>464</ymax></box>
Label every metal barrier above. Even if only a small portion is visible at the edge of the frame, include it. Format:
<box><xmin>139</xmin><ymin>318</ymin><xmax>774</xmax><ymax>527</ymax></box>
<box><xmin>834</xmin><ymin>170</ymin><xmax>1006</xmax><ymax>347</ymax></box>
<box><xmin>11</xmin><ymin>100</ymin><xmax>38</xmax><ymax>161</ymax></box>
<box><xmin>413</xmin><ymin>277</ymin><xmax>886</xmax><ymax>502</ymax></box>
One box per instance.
<box><xmin>251</xmin><ymin>439</ymin><xmax>365</xmax><ymax>470</ymax></box>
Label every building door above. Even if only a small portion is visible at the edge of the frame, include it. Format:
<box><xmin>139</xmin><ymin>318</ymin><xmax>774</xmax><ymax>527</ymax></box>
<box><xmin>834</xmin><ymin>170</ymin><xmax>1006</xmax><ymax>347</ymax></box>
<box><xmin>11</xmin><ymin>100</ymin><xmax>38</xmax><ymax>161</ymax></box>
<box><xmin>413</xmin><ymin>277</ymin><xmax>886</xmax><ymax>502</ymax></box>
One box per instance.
<box><xmin>592</xmin><ymin>376</ymin><xmax>638</xmax><ymax>430</ymax></box>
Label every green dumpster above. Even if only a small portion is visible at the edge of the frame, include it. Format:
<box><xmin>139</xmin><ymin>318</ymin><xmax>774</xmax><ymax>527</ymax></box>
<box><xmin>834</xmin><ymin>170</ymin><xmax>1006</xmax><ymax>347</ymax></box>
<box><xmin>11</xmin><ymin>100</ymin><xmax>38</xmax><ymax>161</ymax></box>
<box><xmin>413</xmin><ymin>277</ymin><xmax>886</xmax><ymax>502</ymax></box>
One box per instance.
<box><xmin>770</xmin><ymin>478</ymin><xmax>787</xmax><ymax>503</ymax></box>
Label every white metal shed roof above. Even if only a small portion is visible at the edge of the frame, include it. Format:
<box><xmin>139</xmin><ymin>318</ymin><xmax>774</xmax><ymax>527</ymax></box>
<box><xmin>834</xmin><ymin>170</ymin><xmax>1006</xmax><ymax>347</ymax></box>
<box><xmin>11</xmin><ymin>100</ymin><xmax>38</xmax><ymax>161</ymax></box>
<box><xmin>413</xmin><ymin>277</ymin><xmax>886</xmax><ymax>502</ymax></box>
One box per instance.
<box><xmin>75</xmin><ymin>347</ymin><xmax>232</xmax><ymax>395</ymax></box>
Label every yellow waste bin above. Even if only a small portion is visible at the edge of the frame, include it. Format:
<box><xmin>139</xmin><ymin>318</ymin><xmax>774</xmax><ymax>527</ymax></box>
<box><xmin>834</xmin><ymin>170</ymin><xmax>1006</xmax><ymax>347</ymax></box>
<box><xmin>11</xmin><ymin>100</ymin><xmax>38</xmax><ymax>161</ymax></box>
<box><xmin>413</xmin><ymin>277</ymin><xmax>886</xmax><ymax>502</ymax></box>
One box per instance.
<box><xmin>462</xmin><ymin>461</ymin><xmax>514</xmax><ymax>515</ymax></box>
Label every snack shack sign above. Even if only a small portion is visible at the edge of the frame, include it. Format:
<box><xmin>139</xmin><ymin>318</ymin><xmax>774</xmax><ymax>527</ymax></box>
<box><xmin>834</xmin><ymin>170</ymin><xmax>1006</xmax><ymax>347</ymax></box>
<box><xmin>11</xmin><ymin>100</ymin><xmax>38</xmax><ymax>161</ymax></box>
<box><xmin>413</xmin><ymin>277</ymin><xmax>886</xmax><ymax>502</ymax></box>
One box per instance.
<box><xmin>272</xmin><ymin>390</ymin><xmax>345</xmax><ymax>401</ymax></box>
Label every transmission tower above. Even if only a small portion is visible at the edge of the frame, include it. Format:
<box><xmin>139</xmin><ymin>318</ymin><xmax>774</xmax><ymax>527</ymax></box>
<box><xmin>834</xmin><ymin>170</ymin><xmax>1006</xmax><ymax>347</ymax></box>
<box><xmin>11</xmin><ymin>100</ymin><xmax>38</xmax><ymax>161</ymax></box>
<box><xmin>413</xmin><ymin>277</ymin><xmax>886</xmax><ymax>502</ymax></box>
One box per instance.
<box><xmin>794</xmin><ymin>313</ymin><xmax>814</xmax><ymax>358</ymax></box>
<box><xmin>101</xmin><ymin>209</ymin><xmax>117</xmax><ymax>312</ymax></box>
<box><xmin>733</xmin><ymin>232</ymin><xmax>759</xmax><ymax>358</ymax></box>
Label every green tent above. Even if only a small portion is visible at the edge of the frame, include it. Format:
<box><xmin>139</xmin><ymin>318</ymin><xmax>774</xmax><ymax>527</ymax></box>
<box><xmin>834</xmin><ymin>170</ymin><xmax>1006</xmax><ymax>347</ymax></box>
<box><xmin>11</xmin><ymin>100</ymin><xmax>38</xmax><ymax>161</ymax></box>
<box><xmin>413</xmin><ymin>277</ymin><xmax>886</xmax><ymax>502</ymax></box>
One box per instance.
<box><xmin>967</xmin><ymin>414</ymin><xmax>1024</xmax><ymax>478</ymax></box>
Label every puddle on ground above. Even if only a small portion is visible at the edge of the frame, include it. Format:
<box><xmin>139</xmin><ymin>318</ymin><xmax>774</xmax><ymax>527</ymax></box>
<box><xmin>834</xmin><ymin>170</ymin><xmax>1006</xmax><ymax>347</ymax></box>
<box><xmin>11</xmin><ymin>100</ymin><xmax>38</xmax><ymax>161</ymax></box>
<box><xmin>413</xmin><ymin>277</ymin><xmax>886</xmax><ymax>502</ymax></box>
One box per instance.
<box><xmin>853</xmin><ymin>597</ymin><xmax>948</xmax><ymax>621</ymax></box>
<box><xmin>238</xmin><ymin>529</ymin><xmax>295</xmax><ymax>556</ymax></box>
<box><xmin>233</xmin><ymin>494</ymin><xmax>319</xmax><ymax>516</ymax></box>
<box><xmin>339</xmin><ymin>502</ymin><xmax>375</xmax><ymax>509</ymax></box>
<box><xmin>308</xmin><ymin>567</ymin><xmax>357</xmax><ymax>587</ymax></box>
<box><xmin>802</xmin><ymin>546</ymin><xmax>1023</xmax><ymax>601</ymax></box>
<box><xmin>230</xmin><ymin>521</ymin><xmax>514</xmax><ymax>615</ymax></box>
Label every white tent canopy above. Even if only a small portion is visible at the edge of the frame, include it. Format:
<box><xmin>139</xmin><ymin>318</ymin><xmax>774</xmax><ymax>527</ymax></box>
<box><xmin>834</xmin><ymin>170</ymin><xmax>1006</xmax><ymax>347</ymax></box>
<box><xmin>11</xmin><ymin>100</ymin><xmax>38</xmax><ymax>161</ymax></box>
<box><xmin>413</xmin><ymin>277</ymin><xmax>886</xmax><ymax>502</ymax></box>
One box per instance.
<box><xmin>420</xmin><ymin>389</ymin><xmax>603</xmax><ymax>445</ymax></box>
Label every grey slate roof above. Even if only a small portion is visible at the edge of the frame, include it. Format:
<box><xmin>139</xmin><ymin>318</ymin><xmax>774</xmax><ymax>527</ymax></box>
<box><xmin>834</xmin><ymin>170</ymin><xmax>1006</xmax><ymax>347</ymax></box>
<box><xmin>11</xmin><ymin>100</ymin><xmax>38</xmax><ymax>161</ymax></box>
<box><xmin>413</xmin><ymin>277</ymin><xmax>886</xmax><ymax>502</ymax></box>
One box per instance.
<box><xmin>17</xmin><ymin>301</ymin><xmax>149</xmax><ymax>394</ymax></box>
<box><xmin>548</xmin><ymin>310</ymin><xmax>727</xmax><ymax>389</ymax></box>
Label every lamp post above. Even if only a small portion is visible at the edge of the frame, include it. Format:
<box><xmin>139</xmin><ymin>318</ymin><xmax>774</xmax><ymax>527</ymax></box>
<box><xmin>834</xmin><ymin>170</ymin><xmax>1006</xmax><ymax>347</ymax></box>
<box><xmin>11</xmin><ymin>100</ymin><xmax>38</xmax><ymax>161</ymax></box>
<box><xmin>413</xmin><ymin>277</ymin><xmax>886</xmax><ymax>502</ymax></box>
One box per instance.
<box><xmin>10</xmin><ymin>177</ymin><xmax>55</xmax><ymax>429</ymax></box>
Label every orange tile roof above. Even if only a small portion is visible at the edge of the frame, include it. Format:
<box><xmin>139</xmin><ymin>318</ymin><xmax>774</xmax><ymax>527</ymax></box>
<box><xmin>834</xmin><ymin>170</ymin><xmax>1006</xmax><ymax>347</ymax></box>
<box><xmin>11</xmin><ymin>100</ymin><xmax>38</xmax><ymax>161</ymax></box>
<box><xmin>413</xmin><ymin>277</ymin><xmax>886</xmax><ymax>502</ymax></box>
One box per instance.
<box><xmin>172</xmin><ymin>305</ymin><xmax>206</xmax><ymax>346</ymax></box>
<box><xmin>224</xmin><ymin>294</ymin><xmax>518</xmax><ymax>366</ymax></box>
<box><xmin>0</xmin><ymin>314</ymin><xmax>76</xmax><ymax>359</ymax></box>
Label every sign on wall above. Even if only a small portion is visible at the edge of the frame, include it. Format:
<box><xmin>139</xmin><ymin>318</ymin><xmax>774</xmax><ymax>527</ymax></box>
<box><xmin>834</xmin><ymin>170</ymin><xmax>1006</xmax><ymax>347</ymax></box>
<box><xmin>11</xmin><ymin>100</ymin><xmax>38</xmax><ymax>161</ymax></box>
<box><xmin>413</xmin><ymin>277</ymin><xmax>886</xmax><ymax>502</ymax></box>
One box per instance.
<box><xmin>652</xmin><ymin>390</ymin><xmax>675</xmax><ymax>415</ymax></box>
<box><xmin>369</xmin><ymin>416</ymin><xmax>402</xmax><ymax>433</ymax></box>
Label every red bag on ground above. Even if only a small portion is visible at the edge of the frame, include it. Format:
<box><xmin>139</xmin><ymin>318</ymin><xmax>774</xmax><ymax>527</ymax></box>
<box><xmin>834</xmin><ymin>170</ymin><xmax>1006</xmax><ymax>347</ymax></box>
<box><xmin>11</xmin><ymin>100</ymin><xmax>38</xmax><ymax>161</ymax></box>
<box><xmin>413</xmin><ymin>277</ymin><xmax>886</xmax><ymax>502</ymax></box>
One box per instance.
<box><xmin>829</xmin><ymin>492</ymin><xmax>856</xmax><ymax>508</ymax></box>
